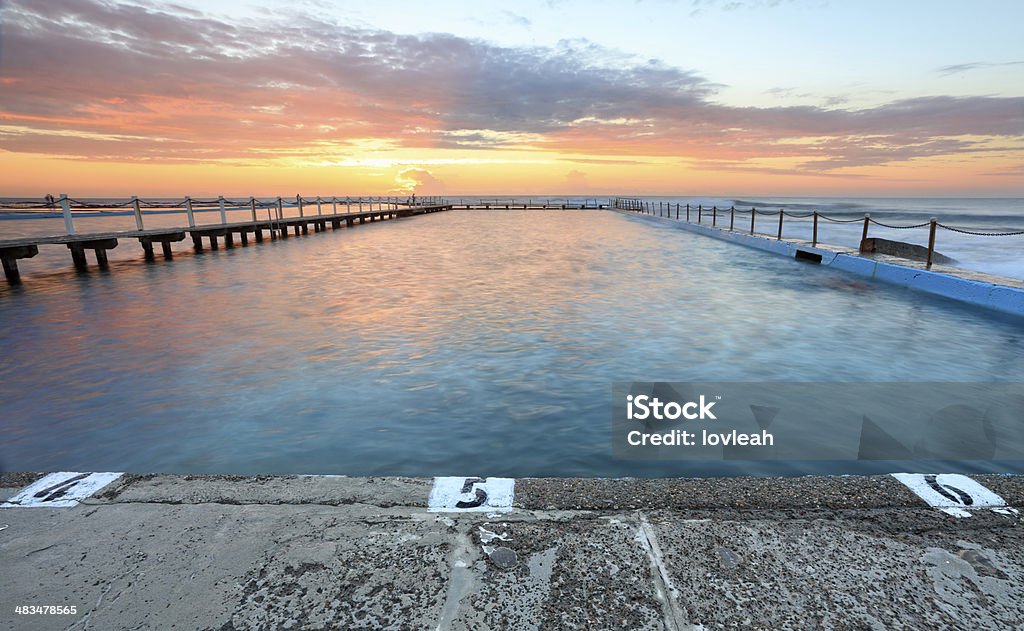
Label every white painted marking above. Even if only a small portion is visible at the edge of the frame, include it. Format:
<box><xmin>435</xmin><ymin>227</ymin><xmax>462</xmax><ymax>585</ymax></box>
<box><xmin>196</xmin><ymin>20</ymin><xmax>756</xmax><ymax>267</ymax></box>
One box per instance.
<box><xmin>1</xmin><ymin>472</ymin><xmax>123</xmax><ymax>508</ymax></box>
<box><xmin>891</xmin><ymin>473</ymin><xmax>1016</xmax><ymax>518</ymax></box>
<box><xmin>428</xmin><ymin>476</ymin><xmax>514</xmax><ymax>512</ymax></box>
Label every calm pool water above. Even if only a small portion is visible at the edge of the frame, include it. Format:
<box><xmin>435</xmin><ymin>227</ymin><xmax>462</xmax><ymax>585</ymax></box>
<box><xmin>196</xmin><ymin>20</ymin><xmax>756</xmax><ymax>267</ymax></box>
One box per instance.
<box><xmin>1</xmin><ymin>210</ymin><xmax>1022</xmax><ymax>477</ymax></box>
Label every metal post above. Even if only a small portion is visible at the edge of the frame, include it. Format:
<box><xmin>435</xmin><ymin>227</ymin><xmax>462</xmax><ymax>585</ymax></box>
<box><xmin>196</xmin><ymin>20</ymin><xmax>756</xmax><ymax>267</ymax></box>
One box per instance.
<box><xmin>713</xmin><ymin>206</ymin><xmax>717</xmax><ymax>227</ymax></box>
<box><xmin>861</xmin><ymin>213</ymin><xmax>870</xmax><ymax>246</ymax></box>
<box><xmin>132</xmin><ymin>196</ymin><xmax>144</xmax><ymax>230</ymax></box>
<box><xmin>729</xmin><ymin>206</ymin><xmax>735</xmax><ymax>231</ymax></box>
<box><xmin>777</xmin><ymin>209</ymin><xmax>784</xmax><ymax>240</ymax></box>
<box><xmin>750</xmin><ymin>208</ymin><xmax>756</xmax><ymax>235</ymax></box>
<box><xmin>60</xmin><ymin>194</ymin><xmax>75</xmax><ymax>234</ymax></box>
<box><xmin>686</xmin><ymin>203</ymin><xmax>690</xmax><ymax>222</ymax></box>
<box><xmin>812</xmin><ymin>211</ymin><xmax>819</xmax><ymax>246</ymax></box>
<box><xmin>185</xmin><ymin>195</ymin><xmax>195</xmax><ymax>227</ymax></box>
<box><xmin>698</xmin><ymin>204</ymin><xmax>702</xmax><ymax>224</ymax></box>
<box><xmin>218</xmin><ymin>195</ymin><xmax>227</xmax><ymax>224</ymax></box>
<box><xmin>926</xmin><ymin>217</ymin><xmax>937</xmax><ymax>268</ymax></box>
<box><xmin>676</xmin><ymin>203</ymin><xmax>679</xmax><ymax>220</ymax></box>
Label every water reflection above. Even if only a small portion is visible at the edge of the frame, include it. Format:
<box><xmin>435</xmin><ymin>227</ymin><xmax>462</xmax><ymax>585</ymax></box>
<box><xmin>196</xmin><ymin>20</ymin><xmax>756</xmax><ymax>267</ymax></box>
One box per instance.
<box><xmin>0</xmin><ymin>210</ymin><xmax>1022</xmax><ymax>476</ymax></box>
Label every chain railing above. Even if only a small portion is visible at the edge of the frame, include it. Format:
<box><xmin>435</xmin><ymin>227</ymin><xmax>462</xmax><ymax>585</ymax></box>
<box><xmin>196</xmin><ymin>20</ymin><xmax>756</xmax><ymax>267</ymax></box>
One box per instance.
<box><xmin>612</xmin><ymin>198</ymin><xmax>1024</xmax><ymax>270</ymax></box>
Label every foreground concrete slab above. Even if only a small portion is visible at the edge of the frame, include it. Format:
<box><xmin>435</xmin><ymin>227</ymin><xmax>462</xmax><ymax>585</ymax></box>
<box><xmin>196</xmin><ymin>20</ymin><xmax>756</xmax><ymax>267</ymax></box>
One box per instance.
<box><xmin>1</xmin><ymin>474</ymin><xmax>1022</xmax><ymax>630</ymax></box>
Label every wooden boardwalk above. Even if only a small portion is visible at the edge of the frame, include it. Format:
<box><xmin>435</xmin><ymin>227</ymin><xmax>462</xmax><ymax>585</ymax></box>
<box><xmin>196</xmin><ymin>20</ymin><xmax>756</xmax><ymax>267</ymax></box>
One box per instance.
<box><xmin>0</xmin><ymin>203</ymin><xmax>450</xmax><ymax>284</ymax></box>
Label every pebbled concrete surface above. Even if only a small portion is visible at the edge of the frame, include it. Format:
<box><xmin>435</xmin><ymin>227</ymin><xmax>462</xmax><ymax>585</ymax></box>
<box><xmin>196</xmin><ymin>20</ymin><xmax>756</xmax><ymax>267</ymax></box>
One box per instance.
<box><xmin>1</xmin><ymin>474</ymin><xmax>1022</xmax><ymax>630</ymax></box>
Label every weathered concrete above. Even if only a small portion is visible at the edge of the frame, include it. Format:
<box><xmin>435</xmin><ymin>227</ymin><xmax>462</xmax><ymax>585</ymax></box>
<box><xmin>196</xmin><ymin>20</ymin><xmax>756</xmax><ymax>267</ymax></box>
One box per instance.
<box><xmin>1</xmin><ymin>474</ymin><xmax>1022</xmax><ymax>630</ymax></box>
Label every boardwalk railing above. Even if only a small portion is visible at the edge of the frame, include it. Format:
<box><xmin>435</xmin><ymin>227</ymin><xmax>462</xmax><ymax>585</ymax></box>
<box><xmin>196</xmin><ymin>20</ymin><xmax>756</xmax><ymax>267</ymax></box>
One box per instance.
<box><xmin>612</xmin><ymin>198</ymin><xmax>1024</xmax><ymax>270</ymax></box>
<box><xmin>0</xmin><ymin>194</ymin><xmax>451</xmax><ymax>284</ymax></box>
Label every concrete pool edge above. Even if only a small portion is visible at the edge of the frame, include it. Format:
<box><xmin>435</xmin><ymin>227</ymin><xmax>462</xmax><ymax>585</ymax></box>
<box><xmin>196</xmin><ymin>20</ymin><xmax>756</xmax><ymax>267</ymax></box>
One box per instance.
<box><xmin>4</xmin><ymin>471</ymin><xmax>1024</xmax><ymax>511</ymax></box>
<box><xmin>615</xmin><ymin>208</ymin><xmax>1024</xmax><ymax>317</ymax></box>
<box><xmin>2</xmin><ymin>472</ymin><xmax>1023</xmax><ymax>629</ymax></box>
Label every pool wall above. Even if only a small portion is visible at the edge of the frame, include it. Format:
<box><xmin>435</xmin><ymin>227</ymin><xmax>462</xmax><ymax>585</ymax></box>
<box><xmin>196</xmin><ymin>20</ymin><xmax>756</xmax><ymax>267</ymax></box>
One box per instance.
<box><xmin>616</xmin><ymin>208</ymin><xmax>1024</xmax><ymax>317</ymax></box>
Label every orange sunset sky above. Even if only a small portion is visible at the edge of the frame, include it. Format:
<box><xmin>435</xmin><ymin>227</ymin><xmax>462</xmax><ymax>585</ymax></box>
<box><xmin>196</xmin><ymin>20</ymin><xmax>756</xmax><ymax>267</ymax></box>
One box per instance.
<box><xmin>1</xmin><ymin>0</ymin><xmax>1022</xmax><ymax>198</ymax></box>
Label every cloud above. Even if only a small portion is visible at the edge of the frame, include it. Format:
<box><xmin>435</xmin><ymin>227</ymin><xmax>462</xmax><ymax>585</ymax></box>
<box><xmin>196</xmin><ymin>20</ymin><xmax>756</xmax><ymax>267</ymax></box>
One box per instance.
<box><xmin>563</xmin><ymin>169</ymin><xmax>589</xmax><ymax>191</ymax></box>
<box><xmin>937</xmin><ymin>61</ymin><xmax>1024</xmax><ymax>76</ymax></box>
<box><xmin>395</xmin><ymin>168</ymin><xmax>446</xmax><ymax>194</ymax></box>
<box><xmin>560</xmin><ymin>157</ymin><xmax>650</xmax><ymax>165</ymax></box>
<box><xmin>0</xmin><ymin>0</ymin><xmax>1021</xmax><ymax>176</ymax></box>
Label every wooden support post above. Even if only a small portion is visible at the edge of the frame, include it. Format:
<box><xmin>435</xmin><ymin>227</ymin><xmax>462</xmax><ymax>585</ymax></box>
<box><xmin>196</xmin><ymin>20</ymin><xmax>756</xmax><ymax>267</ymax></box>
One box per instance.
<box><xmin>861</xmin><ymin>214</ymin><xmax>870</xmax><ymax>246</ymax></box>
<box><xmin>730</xmin><ymin>206</ymin><xmax>735</xmax><ymax>231</ymax></box>
<box><xmin>750</xmin><ymin>208</ymin><xmax>756</xmax><ymax>235</ymax></box>
<box><xmin>209</xmin><ymin>235</ymin><xmax>219</xmax><ymax>250</ymax></box>
<box><xmin>225</xmin><ymin>231</ymin><xmax>234</xmax><ymax>248</ymax></box>
<box><xmin>698</xmin><ymin>204</ymin><xmax>702</xmax><ymax>224</ymax></box>
<box><xmin>2</xmin><ymin>257</ymin><xmax>20</xmax><ymax>284</ymax></box>
<box><xmin>686</xmin><ymin>203</ymin><xmax>690</xmax><ymax>222</ymax></box>
<box><xmin>240</xmin><ymin>231</ymin><xmax>248</xmax><ymax>246</ymax></box>
<box><xmin>1</xmin><ymin>245</ymin><xmax>37</xmax><ymax>285</ymax></box>
<box><xmin>812</xmin><ymin>211</ymin><xmax>819</xmax><ymax>246</ymax></box>
<box><xmin>777</xmin><ymin>209</ymin><xmax>784</xmax><ymax>240</ymax></box>
<box><xmin>185</xmin><ymin>196</ymin><xmax>196</xmax><ymax>228</ymax></box>
<box><xmin>60</xmin><ymin>194</ymin><xmax>75</xmax><ymax>234</ymax></box>
<box><xmin>713</xmin><ymin>206</ymin><xmax>717</xmax><ymax>227</ymax></box>
<box><xmin>94</xmin><ymin>248</ymin><xmax>108</xmax><ymax>268</ymax></box>
<box><xmin>926</xmin><ymin>217</ymin><xmax>937</xmax><ymax>269</ymax></box>
<box><xmin>255</xmin><ymin>227</ymin><xmax>263</xmax><ymax>243</ymax></box>
<box><xmin>132</xmin><ymin>196</ymin><xmax>144</xmax><ymax>230</ymax></box>
<box><xmin>192</xmin><ymin>233</ymin><xmax>203</xmax><ymax>250</ymax></box>
<box><xmin>141</xmin><ymin>239</ymin><xmax>154</xmax><ymax>261</ymax></box>
<box><xmin>218</xmin><ymin>196</ymin><xmax>227</xmax><ymax>224</ymax></box>
<box><xmin>161</xmin><ymin>241</ymin><xmax>173</xmax><ymax>258</ymax></box>
<box><xmin>676</xmin><ymin>204</ymin><xmax>680</xmax><ymax>220</ymax></box>
<box><xmin>69</xmin><ymin>244</ymin><xmax>88</xmax><ymax>270</ymax></box>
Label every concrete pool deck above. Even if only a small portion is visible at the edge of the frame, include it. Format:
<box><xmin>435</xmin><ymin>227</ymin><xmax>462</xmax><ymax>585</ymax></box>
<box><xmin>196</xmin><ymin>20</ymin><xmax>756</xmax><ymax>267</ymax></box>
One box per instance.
<box><xmin>2</xmin><ymin>472</ymin><xmax>1023</xmax><ymax>629</ymax></box>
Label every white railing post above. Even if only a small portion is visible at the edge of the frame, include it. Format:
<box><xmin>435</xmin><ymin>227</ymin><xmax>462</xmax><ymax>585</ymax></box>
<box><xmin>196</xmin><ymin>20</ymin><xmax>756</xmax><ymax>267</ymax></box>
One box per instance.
<box><xmin>250</xmin><ymin>197</ymin><xmax>257</xmax><ymax>222</ymax></box>
<box><xmin>132</xmin><ymin>196</ymin><xmax>144</xmax><ymax>230</ymax></box>
<box><xmin>297</xmin><ymin>195</ymin><xmax>304</xmax><ymax>218</ymax></box>
<box><xmin>316</xmin><ymin>196</ymin><xmax>322</xmax><ymax>216</ymax></box>
<box><xmin>218</xmin><ymin>195</ymin><xmax>227</xmax><ymax>224</ymax></box>
<box><xmin>60</xmin><ymin>194</ymin><xmax>75</xmax><ymax>234</ymax></box>
<box><xmin>277</xmin><ymin>197</ymin><xmax>283</xmax><ymax>221</ymax></box>
<box><xmin>185</xmin><ymin>195</ymin><xmax>195</xmax><ymax>227</ymax></box>
<box><xmin>332</xmin><ymin>197</ymin><xmax>337</xmax><ymax>214</ymax></box>
<box><xmin>346</xmin><ymin>196</ymin><xmax>351</xmax><ymax>213</ymax></box>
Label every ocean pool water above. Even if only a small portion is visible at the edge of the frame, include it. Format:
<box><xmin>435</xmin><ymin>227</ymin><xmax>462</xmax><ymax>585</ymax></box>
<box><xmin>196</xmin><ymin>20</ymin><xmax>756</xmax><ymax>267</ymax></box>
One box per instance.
<box><xmin>1</xmin><ymin>210</ymin><xmax>1022</xmax><ymax>476</ymax></box>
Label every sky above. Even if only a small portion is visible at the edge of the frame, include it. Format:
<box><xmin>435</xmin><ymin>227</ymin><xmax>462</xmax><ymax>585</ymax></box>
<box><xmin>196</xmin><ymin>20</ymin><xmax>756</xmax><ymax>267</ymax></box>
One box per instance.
<box><xmin>0</xmin><ymin>0</ymin><xmax>1022</xmax><ymax>197</ymax></box>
